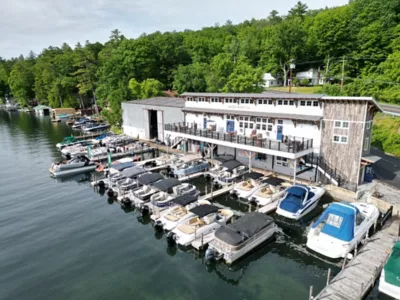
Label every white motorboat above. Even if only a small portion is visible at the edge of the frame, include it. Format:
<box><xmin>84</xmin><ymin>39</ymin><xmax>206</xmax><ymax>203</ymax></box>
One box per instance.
<box><xmin>206</xmin><ymin>212</ymin><xmax>277</xmax><ymax>264</ymax></box>
<box><xmin>83</xmin><ymin>123</ymin><xmax>110</xmax><ymax>132</ymax></box>
<box><xmin>306</xmin><ymin>202</ymin><xmax>379</xmax><ymax>259</ymax></box>
<box><xmin>130</xmin><ymin>176</ymin><xmax>172</xmax><ymax>208</ymax></box>
<box><xmin>148</xmin><ymin>182</ymin><xmax>200</xmax><ymax>214</ymax></box>
<box><xmin>230</xmin><ymin>172</ymin><xmax>265</xmax><ymax>199</ymax></box>
<box><xmin>50</xmin><ymin>156</ymin><xmax>97</xmax><ymax>177</ymax></box>
<box><xmin>120</xmin><ymin>173</ymin><xmax>164</xmax><ymax>206</ymax></box>
<box><xmin>170</xmin><ymin>159</ymin><xmax>209</xmax><ymax>178</ymax></box>
<box><xmin>204</xmin><ymin>155</ymin><xmax>235</xmax><ymax>180</ymax></box>
<box><xmin>107</xmin><ymin>167</ymin><xmax>149</xmax><ymax>197</ymax></box>
<box><xmin>379</xmin><ymin>241</ymin><xmax>400</xmax><ymax>299</ymax></box>
<box><xmin>155</xmin><ymin>154</ymin><xmax>182</xmax><ymax>166</ymax></box>
<box><xmin>276</xmin><ymin>185</ymin><xmax>325</xmax><ymax>220</ymax></box>
<box><xmin>166</xmin><ymin>204</ymin><xmax>234</xmax><ymax>247</ymax></box>
<box><xmin>153</xmin><ymin>195</ymin><xmax>211</xmax><ymax>231</ymax></box>
<box><xmin>248</xmin><ymin>177</ymin><xmax>288</xmax><ymax>213</ymax></box>
<box><xmin>213</xmin><ymin>160</ymin><xmax>248</xmax><ymax>187</ymax></box>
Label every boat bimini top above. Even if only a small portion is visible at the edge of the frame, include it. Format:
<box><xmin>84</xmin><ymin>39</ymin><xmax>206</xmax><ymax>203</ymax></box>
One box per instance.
<box><xmin>261</xmin><ymin>177</ymin><xmax>285</xmax><ymax>186</ymax></box>
<box><xmin>137</xmin><ymin>173</ymin><xmax>164</xmax><ymax>186</ymax></box>
<box><xmin>311</xmin><ymin>202</ymin><xmax>360</xmax><ymax>242</ymax></box>
<box><xmin>221</xmin><ymin>160</ymin><xmax>242</xmax><ymax>171</ymax></box>
<box><xmin>120</xmin><ymin>167</ymin><xmax>147</xmax><ymax>178</ymax></box>
<box><xmin>172</xmin><ymin>194</ymin><xmax>199</xmax><ymax>207</ymax></box>
<box><xmin>152</xmin><ymin>178</ymin><xmax>181</xmax><ymax>192</ymax></box>
<box><xmin>189</xmin><ymin>204</ymin><xmax>219</xmax><ymax>217</ymax></box>
<box><xmin>243</xmin><ymin>172</ymin><xmax>264</xmax><ymax>180</ymax></box>
<box><xmin>214</xmin><ymin>212</ymin><xmax>274</xmax><ymax>246</ymax></box>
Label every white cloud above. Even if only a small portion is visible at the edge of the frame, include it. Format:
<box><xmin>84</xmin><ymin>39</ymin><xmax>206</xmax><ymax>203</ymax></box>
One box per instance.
<box><xmin>0</xmin><ymin>0</ymin><xmax>348</xmax><ymax>58</ymax></box>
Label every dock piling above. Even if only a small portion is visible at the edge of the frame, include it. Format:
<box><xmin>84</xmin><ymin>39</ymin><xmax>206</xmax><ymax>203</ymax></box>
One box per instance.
<box><xmin>309</xmin><ymin>286</ymin><xmax>313</xmax><ymax>300</ymax></box>
<box><xmin>326</xmin><ymin>268</ymin><xmax>331</xmax><ymax>286</ymax></box>
<box><xmin>342</xmin><ymin>255</ymin><xmax>347</xmax><ymax>270</ymax></box>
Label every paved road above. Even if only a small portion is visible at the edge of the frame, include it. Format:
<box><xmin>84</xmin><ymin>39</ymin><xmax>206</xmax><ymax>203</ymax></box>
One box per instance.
<box><xmin>370</xmin><ymin>147</ymin><xmax>400</xmax><ymax>189</ymax></box>
<box><xmin>380</xmin><ymin>103</ymin><xmax>400</xmax><ymax>116</ymax></box>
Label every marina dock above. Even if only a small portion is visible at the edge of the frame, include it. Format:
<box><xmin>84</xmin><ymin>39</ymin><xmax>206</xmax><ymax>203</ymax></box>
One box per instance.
<box><xmin>200</xmin><ymin>185</ymin><xmax>233</xmax><ymax>201</ymax></box>
<box><xmin>313</xmin><ymin>218</ymin><xmax>400</xmax><ymax>300</ymax></box>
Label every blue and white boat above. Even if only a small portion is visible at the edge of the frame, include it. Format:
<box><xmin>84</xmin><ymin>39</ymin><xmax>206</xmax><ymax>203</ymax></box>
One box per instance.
<box><xmin>83</xmin><ymin>123</ymin><xmax>110</xmax><ymax>132</ymax></box>
<box><xmin>72</xmin><ymin>118</ymin><xmax>90</xmax><ymax>129</ymax></box>
<box><xmin>276</xmin><ymin>185</ymin><xmax>325</xmax><ymax>220</ymax></box>
<box><xmin>307</xmin><ymin>202</ymin><xmax>379</xmax><ymax>259</ymax></box>
<box><xmin>170</xmin><ymin>159</ymin><xmax>209</xmax><ymax>178</ymax></box>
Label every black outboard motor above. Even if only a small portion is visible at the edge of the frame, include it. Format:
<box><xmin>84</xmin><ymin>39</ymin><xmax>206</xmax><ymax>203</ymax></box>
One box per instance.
<box><xmin>107</xmin><ymin>189</ymin><xmax>115</xmax><ymax>198</ymax></box>
<box><xmin>205</xmin><ymin>248</ymin><xmax>216</xmax><ymax>261</ymax></box>
<box><xmin>121</xmin><ymin>198</ymin><xmax>131</xmax><ymax>207</ymax></box>
<box><xmin>166</xmin><ymin>232</ymin><xmax>177</xmax><ymax>245</ymax></box>
<box><xmin>140</xmin><ymin>204</ymin><xmax>150</xmax><ymax>215</ymax></box>
<box><xmin>154</xmin><ymin>220</ymin><xmax>163</xmax><ymax>231</ymax></box>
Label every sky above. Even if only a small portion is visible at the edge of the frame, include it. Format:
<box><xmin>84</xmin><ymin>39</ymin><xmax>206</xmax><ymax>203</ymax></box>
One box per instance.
<box><xmin>0</xmin><ymin>0</ymin><xmax>348</xmax><ymax>59</ymax></box>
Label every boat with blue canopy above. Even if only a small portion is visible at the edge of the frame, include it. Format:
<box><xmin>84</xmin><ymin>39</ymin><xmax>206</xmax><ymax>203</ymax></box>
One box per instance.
<box><xmin>276</xmin><ymin>184</ymin><xmax>325</xmax><ymax>220</ymax></box>
<box><xmin>306</xmin><ymin>202</ymin><xmax>379</xmax><ymax>259</ymax></box>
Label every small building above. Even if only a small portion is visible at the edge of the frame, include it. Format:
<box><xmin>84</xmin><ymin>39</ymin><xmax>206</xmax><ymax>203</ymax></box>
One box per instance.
<box><xmin>51</xmin><ymin>108</ymin><xmax>76</xmax><ymax>119</ymax></box>
<box><xmin>263</xmin><ymin>73</ymin><xmax>282</xmax><ymax>88</ymax></box>
<box><xmin>33</xmin><ymin>105</ymin><xmax>52</xmax><ymax>116</ymax></box>
<box><xmin>296</xmin><ymin>68</ymin><xmax>324</xmax><ymax>85</ymax></box>
<box><xmin>122</xmin><ymin>97</ymin><xmax>185</xmax><ymax>141</ymax></box>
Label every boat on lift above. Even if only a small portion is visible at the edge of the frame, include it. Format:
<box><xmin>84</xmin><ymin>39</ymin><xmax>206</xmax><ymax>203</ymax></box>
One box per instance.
<box><xmin>213</xmin><ymin>160</ymin><xmax>248</xmax><ymax>188</ymax></box>
<box><xmin>306</xmin><ymin>202</ymin><xmax>379</xmax><ymax>259</ymax></box>
<box><xmin>276</xmin><ymin>185</ymin><xmax>325</xmax><ymax>220</ymax></box>
<box><xmin>152</xmin><ymin>195</ymin><xmax>210</xmax><ymax>231</ymax></box>
<box><xmin>166</xmin><ymin>205</ymin><xmax>234</xmax><ymax>247</ymax></box>
<box><xmin>49</xmin><ymin>156</ymin><xmax>98</xmax><ymax>177</ymax></box>
<box><xmin>206</xmin><ymin>212</ymin><xmax>277</xmax><ymax>264</ymax></box>
<box><xmin>230</xmin><ymin>172</ymin><xmax>265</xmax><ymax>199</ymax></box>
<box><xmin>379</xmin><ymin>241</ymin><xmax>400</xmax><ymax>299</ymax></box>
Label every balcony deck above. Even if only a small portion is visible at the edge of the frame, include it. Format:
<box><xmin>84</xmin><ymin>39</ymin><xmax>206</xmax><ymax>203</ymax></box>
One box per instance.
<box><xmin>164</xmin><ymin>123</ymin><xmax>314</xmax><ymax>159</ymax></box>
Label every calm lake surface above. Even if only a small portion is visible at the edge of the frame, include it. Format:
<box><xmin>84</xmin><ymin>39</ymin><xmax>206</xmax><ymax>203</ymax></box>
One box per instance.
<box><xmin>0</xmin><ymin>110</ymin><xmax>389</xmax><ymax>300</ymax></box>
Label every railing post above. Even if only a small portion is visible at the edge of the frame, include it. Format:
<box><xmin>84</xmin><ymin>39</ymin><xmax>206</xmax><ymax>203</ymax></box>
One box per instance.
<box><xmin>278</xmin><ymin>141</ymin><xmax>281</xmax><ymax>151</ymax></box>
<box><xmin>269</xmin><ymin>140</ymin><xmax>271</xmax><ymax>149</ymax></box>
<box><xmin>230</xmin><ymin>134</ymin><xmax>233</xmax><ymax>143</ymax></box>
<box><xmin>244</xmin><ymin>136</ymin><xmax>246</xmax><ymax>145</ymax></box>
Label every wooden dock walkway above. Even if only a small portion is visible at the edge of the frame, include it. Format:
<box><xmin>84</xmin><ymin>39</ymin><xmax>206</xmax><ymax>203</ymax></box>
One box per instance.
<box><xmin>200</xmin><ymin>185</ymin><xmax>233</xmax><ymax>201</ymax></box>
<box><xmin>313</xmin><ymin>218</ymin><xmax>399</xmax><ymax>300</ymax></box>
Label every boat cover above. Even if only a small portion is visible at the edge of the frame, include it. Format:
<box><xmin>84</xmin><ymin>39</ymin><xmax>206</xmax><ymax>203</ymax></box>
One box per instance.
<box><xmin>222</xmin><ymin>160</ymin><xmax>242</xmax><ymax>171</ymax></box>
<box><xmin>312</xmin><ymin>203</ymin><xmax>359</xmax><ymax>242</ymax></box>
<box><xmin>152</xmin><ymin>178</ymin><xmax>181</xmax><ymax>191</ymax></box>
<box><xmin>214</xmin><ymin>155</ymin><xmax>235</xmax><ymax>163</ymax></box>
<box><xmin>262</xmin><ymin>177</ymin><xmax>285</xmax><ymax>186</ymax></box>
<box><xmin>189</xmin><ymin>204</ymin><xmax>219</xmax><ymax>217</ymax></box>
<box><xmin>215</xmin><ymin>212</ymin><xmax>274</xmax><ymax>246</ymax></box>
<box><xmin>111</xmin><ymin>162</ymin><xmax>135</xmax><ymax>171</ymax></box>
<box><xmin>173</xmin><ymin>194</ymin><xmax>199</xmax><ymax>206</ymax></box>
<box><xmin>279</xmin><ymin>185</ymin><xmax>309</xmax><ymax>213</ymax></box>
<box><xmin>121</xmin><ymin>167</ymin><xmax>146</xmax><ymax>178</ymax></box>
<box><xmin>137</xmin><ymin>173</ymin><xmax>164</xmax><ymax>185</ymax></box>
<box><xmin>244</xmin><ymin>172</ymin><xmax>264</xmax><ymax>180</ymax></box>
<box><xmin>384</xmin><ymin>241</ymin><xmax>400</xmax><ymax>287</ymax></box>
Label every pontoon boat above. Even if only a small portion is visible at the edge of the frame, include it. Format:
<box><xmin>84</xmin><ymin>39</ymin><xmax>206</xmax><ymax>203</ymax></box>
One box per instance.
<box><xmin>50</xmin><ymin>156</ymin><xmax>97</xmax><ymax>177</ymax></box>
<box><xmin>230</xmin><ymin>172</ymin><xmax>265</xmax><ymax>199</ymax></box>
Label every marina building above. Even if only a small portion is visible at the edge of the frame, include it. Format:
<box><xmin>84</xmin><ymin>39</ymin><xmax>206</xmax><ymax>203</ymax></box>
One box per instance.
<box><xmin>122</xmin><ymin>92</ymin><xmax>383</xmax><ymax>191</ymax></box>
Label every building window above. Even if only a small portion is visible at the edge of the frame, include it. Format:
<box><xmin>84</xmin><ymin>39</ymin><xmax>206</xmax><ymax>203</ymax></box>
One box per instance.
<box><xmin>249</xmin><ymin>123</ymin><xmax>254</xmax><ymax>129</ymax></box>
<box><xmin>187</xmin><ymin>97</ymin><xmax>193</xmax><ymax>101</ymax></box>
<box><xmin>258</xmin><ymin>99</ymin><xmax>263</xmax><ymax>105</ymax></box>
<box><xmin>245</xmin><ymin>99</ymin><xmax>250</xmax><ymax>104</ymax></box>
<box><xmin>267</xmin><ymin>124</ymin><xmax>273</xmax><ymax>131</ymax></box>
<box><xmin>244</xmin><ymin>123</ymin><xmax>249</xmax><ymax>129</ymax></box>
<box><xmin>313</xmin><ymin>101</ymin><xmax>319</xmax><ymax>107</ymax></box>
<box><xmin>289</xmin><ymin>100</ymin><xmax>294</xmax><ymax>106</ymax></box>
<box><xmin>239</xmin><ymin>122</ymin><xmax>243</xmax><ymax>128</ymax></box>
<box><xmin>244</xmin><ymin>117</ymin><xmax>249</xmax><ymax>121</ymax></box>
<box><xmin>333</xmin><ymin>135</ymin><xmax>348</xmax><ymax>144</ymax></box>
<box><xmin>300</xmin><ymin>101</ymin><xmax>306</xmax><ymax>106</ymax></box>
<box><xmin>256</xmin><ymin>124</ymin><xmax>261</xmax><ymax>130</ymax></box>
<box><xmin>240</xmin><ymin>99</ymin><xmax>245</xmax><ymax>104</ymax></box>
<box><xmin>268</xmin><ymin>99</ymin><xmax>273</xmax><ymax>105</ymax></box>
<box><xmin>277</xmin><ymin>120</ymin><xmax>283</xmax><ymax>125</ymax></box>
<box><xmin>278</xmin><ymin>100</ymin><xmax>283</xmax><ymax>105</ymax></box>
<box><xmin>261</xmin><ymin>118</ymin><xmax>267</xmax><ymax>123</ymax></box>
<box><xmin>249</xmin><ymin>99</ymin><xmax>253</xmax><ymax>104</ymax></box>
<box><xmin>364</xmin><ymin>137</ymin><xmax>370</xmax><ymax>151</ymax></box>
<box><xmin>335</xmin><ymin>120</ymin><xmax>350</xmax><ymax>129</ymax></box>
<box><xmin>366</xmin><ymin>122</ymin><xmax>371</xmax><ymax>130</ymax></box>
<box><xmin>306</xmin><ymin>101</ymin><xmax>312</xmax><ymax>106</ymax></box>
<box><xmin>256</xmin><ymin>117</ymin><xmax>261</xmax><ymax>122</ymax></box>
<box><xmin>239</xmin><ymin>117</ymin><xmax>243</xmax><ymax>120</ymax></box>
<box><xmin>276</xmin><ymin>156</ymin><xmax>288</xmax><ymax>167</ymax></box>
<box><xmin>226</xmin><ymin>115</ymin><xmax>234</xmax><ymax>120</ymax></box>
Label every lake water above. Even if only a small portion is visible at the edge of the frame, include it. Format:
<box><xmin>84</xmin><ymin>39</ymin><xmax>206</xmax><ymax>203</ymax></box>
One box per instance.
<box><xmin>0</xmin><ymin>110</ymin><xmax>390</xmax><ymax>300</ymax></box>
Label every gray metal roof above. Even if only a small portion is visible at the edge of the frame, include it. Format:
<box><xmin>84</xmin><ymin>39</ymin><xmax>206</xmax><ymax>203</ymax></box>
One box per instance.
<box><xmin>182</xmin><ymin>107</ymin><xmax>322</xmax><ymax>121</ymax></box>
<box><xmin>123</xmin><ymin>97</ymin><xmax>185</xmax><ymax>108</ymax></box>
<box><xmin>182</xmin><ymin>92</ymin><xmax>323</xmax><ymax>99</ymax></box>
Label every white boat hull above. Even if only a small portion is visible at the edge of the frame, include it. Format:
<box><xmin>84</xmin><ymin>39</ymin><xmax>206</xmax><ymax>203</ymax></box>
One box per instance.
<box><xmin>379</xmin><ymin>270</ymin><xmax>400</xmax><ymax>299</ymax></box>
<box><xmin>50</xmin><ymin>165</ymin><xmax>97</xmax><ymax>177</ymax></box>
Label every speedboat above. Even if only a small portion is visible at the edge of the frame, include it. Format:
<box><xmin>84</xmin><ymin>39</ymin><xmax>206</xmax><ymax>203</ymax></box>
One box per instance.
<box><xmin>170</xmin><ymin>159</ymin><xmax>209</xmax><ymax>178</ymax></box>
<box><xmin>379</xmin><ymin>241</ymin><xmax>400</xmax><ymax>299</ymax></box>
<box><xmin>248</xmin><ymin>177</ymin><xmax>288</xmax><ymax>213</ymax></box>
<box><xmin>306</xmin><ymin>202</ymin><xmax>379</xmax><ymax>259</ymax></box>
<box><xmin>155</xmin><ymin>154</ymin><xmax>182</xmax><ymax>166</ymax></box>
<box><xmin>72</xmin><ymin>118</ymin><xmax>90</xmax><ymax>129</ymax></box>
<box><xmin>148</xmin><ymin>182</ymin><xmax>200</xmax><ymax>214</ymax></box>
<box><xmin>204</xmin><ymin>155</ymin><xmax>234</xmax><ymax>180</ymax></box>
<box><xmin>152</xmin><ymin>195</ymin><xmax>210</xmax><ymax>231</ymax></box>
<box><xmin>276</xmin><ymin>185</ymin><xmax>325</xmax><ymax>220</ymax></box>
<box><xmin>50</xmin><ymin>156</ymin><xmax>97</xmax><ymax>177</ymax></box>
<box><xmin>230</xmin><ymin>172</ymin><xmax>265</xmax><ymax>199</ymax></box>
<box><xmin>57</xmin><ymin>113</ymin><xmax>72</xmax><ymax>120</ymax></box>
<box><xmin>206</xmin><ymin>212</ymin><xmax>277</xmax><ymax>264</ymax></box>
<box><xmin>83</xmin><ymin>123</ymin><xmax>110</xmax><ymax>132</ymax></box>
<box><xmin>213</xmin><ymin>160</ymin><xmax>248</xmax><ymax>187</ymax></box>
<box><xmin>56</xmin><ymin>136</ymin><xmax>88</xmax><ymax>150</ymax></box>
<box><xmin>166</xmin><ymin>204</ymin><xmax>234</xmax><ymax>247</ymax></box>
<box><xmin>121</xmin><ymin>173</ymin><xmax>164</xmax><ymax>206</ymax></box>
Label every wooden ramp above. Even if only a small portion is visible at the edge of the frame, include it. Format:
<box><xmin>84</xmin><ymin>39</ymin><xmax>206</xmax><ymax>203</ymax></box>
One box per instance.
<box><xmin>314</xmin><ymin>219</ymin><xmax>399</xmax><ymax>300</ymax></box>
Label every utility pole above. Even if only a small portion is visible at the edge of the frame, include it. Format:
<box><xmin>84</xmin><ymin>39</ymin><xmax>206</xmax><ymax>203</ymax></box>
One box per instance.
<box><xmin>289</xmin><ymin>59</ymin><xmax>296</xmax><ymax>93</ymax></box>
<box><xmin>340</xmin><ymin>56</ymin><xmax>346</xmax><ymax>91</ymax></box>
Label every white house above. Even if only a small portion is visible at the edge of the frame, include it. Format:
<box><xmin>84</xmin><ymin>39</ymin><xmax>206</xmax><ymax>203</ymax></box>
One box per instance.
<box><xmin>263</xmin><ymin>73</ymin><xmax>282</xmax><ymax>88</ymax></box>
<box><xmin>296</xmin><ymin>68</ymin><xmax>325</xmax><ymax>85</ymax></box>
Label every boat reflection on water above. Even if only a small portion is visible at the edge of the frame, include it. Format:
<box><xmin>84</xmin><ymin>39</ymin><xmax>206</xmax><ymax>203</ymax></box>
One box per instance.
<box><xmin>154</xmin><ymin>230</ymin><xmax>164</xmax><ymax>240</ymax></box>
<box><xmin>52</xmin><ymin>172</ymin><xmax>93</xmax><ymax>184</ymax></box>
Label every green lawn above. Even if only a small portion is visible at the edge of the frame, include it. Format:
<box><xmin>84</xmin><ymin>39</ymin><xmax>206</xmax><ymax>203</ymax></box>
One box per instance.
<box><xmin>266</xmin><ymin>86</ymin><xmax>321</xmax><ymax>94</ymax></box>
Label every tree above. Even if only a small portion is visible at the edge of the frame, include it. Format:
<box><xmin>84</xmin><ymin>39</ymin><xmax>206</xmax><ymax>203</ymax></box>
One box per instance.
<box><xmin>288</xmin><ymin>1</ymin><xmax>308</xmax><ymax>19</ymax></box>
<box><xmin>128</xmin><ymin>78</ymin><xmax>141</xmax><ymax>99</ymax></box>
<box><xmin>173</xmin><ymin>63</ymin><xmax>209</xmax><ymax>94</ymax></box>
<box><xmin>205</xmin><ymin>53</ymin><xmax>234</xmax><ymax>92</ymax></box>
<box><xmin>140</xmin><ymin>79</ymin><xmax>164</xmax><ymax>99</ymax></box>
<box><xmin>223</xmin><ymin>60</ymin><xmax>264</xmax><ymax>93</ymax></box>
<box><xmin>300</xmin><ymin>78</ymin><xmax>310</xmax><ymax>86</ymax></box>
<box><xmin>8</xmin><ymin>59</ymin><xmax>34</xmax><ymax>106</ymax></box>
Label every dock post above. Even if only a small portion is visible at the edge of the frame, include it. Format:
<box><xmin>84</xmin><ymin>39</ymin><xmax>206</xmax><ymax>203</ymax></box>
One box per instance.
<box><xmin>309</xmin><ymin>286</ymin><xmax>313</xmax><ymax>300</ymax></box>
<box><xmin>360</xmin><ymin>283</ymin><xmax>364</xmax><ymax>299</ymax></box>
<box><xmin>205</xmin><ymin>186</ymin><xmax>208</xmax><ymax>197</ymax></box>
<box><xmin>342</xmin><ymin>255</ymin><xmax>347</xmax><ymax>270</ymax></box>
<box><xmin>210</xmin><ymin>182</ymin><xmax>213</xmax><ymax>201</ymax></box>
<box><xmin>201</xmin><ymin>233</ymin><xmax>204</xmax><ymax>249</ymax></box>
<box><xmin>374</xmin><ymin>220</ymin><xmax>377</xmax><ymax>234</ymax></box>
<box><xmin>354</xmin><ymin>243</ymin><xmax>358</xmax><ymax>257</ymax></box>
<box><xmin>326</xmin><ymin>268</ymin><xmax>331</xmax><ymax>286</ymax></box>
